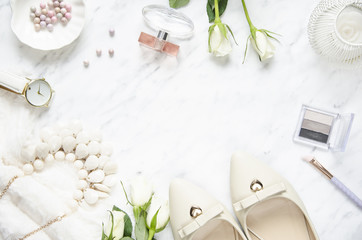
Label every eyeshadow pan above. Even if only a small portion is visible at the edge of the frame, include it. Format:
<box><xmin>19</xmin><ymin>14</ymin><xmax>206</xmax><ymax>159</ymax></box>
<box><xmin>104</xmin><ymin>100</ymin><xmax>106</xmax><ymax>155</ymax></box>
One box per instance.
<box><xmin>301</xmin><ymin>119</ymin><xmax>331</xmax><ymax>135</ymax></box>
<box><xmin>299</xmin><ymin>109</ymin><xmax>334</xmax><ymax>143</ymax></box>
<box><xmin>294</xmin><ymin>105</ymin><xmax>354</xmax><ymax>152</ymax></box>
<box><xmin>299</xmin><ymin>128</ymin><xmax>329</xmax><ymax>143</ymax></box>
<box><xmin>304</xmin><ymin>109</ymin><xmax>334</xmax><ymax>125</ymax></box>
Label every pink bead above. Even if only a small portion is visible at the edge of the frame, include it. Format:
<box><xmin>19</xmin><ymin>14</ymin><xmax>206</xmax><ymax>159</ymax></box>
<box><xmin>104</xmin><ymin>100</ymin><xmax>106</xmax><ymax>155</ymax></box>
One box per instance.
<box><xmin>61</xmin><ymin>17</ymin><xmax>68</xmax><ymax>24</ymax></box>
<box><xmin>53</xmin><ymin>1</ymin><xmax>59</xmax><ymax>7</ymax></box>
<box><xmin>108</xmin><ymin>48</ymin><xmax>114</xmax><ymax>57</ymax></box>
<box><xmin>51</xmin><ymin>16</ymin><xmax>57</xmax><ymax>23</ymax></box>
<box><xmin>40</xmin><ymin>14</ymin><xmax>46</xmax><ymax>21</ymax></box>
<box><xmin>59</xmin><ymin>2</ymin><xmax>65</xmax><ymax>8</ymax></box>
<box><xmin>35</xmin><ymin>10</ymin><xmax>41</xmax><ymax>16</ymax></box>
<box><xmin>65</xmin><ymin>12</ymin><xmax>71</xmax><ymax>20</ymax></box>
<box><xmin>47</xmin><ymin>10</ymin><xmax>54</xmax><ymax>18</ymax></box>
<box><xmin>65</xmin><ymin>4</ymin><xmax>71</xmax><ymax>12</ymax></box>
<box><xmin>40</xmin><ymin>21</ymin><xmax>46</xmax><ymax>28</ymax></box>
<box><xmin>40</xmin><ymin>2</ymin><xmax>46</xmax><ymax>9</ymax></box>
<box><xmin>96</xmin><ymin>49</ymin><xmax>102</xmax><ymax>57</ymax></box>
<box><xmin>47</xmin><ymin>24</ymin><xmax>54</xmax><ymax>32</ymax></box>
<box><xmin>60</xmin><ymin>8</ymin><xmax>66</xmax><ymax>14</ymax></box>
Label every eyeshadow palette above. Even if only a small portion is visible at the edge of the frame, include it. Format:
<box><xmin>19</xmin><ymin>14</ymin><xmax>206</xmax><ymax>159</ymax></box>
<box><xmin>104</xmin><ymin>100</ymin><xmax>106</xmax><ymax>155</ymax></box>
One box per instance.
<box><xmin>294</xmin><ymin>105</ymin><xmax>354</xmax><ymax>151</ymax></box>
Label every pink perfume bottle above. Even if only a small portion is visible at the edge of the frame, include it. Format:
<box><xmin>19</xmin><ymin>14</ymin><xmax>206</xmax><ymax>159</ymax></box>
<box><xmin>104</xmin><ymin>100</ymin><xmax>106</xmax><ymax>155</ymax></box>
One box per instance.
<box><xmin>139</xmin><ymin>31</ymin><xmax>180</xmax><ymax>56</ymax></box>
<box><xmin>138</xmin><ymin>5</ymin><xmax>194</xmax><ymax>57</ymax></box>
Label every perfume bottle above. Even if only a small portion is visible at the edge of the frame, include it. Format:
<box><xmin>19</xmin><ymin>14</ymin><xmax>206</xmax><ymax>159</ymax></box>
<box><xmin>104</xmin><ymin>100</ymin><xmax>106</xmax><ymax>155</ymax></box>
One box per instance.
<box><xmin>138</xmin><ymin>5</ymin><xmax>194</xmax><ymax>56</ymax></box>
<box><xmin>139</xmin><ymin>30</ymin><xmax>180</xmax><ymax>56</ymax></box>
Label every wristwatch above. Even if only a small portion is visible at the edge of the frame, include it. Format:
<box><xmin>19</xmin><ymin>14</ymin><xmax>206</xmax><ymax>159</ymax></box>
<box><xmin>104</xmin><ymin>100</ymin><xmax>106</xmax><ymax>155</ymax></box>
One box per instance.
<box><xmin>0</xmin><ymin>71</ymin><xmax>54</xmax><ymax>107</ymax></box>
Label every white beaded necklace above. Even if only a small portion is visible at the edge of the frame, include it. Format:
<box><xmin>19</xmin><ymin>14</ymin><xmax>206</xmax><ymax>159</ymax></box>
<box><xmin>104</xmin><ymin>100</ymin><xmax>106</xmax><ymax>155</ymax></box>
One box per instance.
<box><xmin>0</xmin><ymin>120</ymin><xmax>117</xmax><ymax>239</ymax></box>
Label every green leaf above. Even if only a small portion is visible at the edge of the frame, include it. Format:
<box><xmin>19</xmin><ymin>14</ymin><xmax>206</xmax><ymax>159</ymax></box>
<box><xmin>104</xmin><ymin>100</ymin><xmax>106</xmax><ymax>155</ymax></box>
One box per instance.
<box><xmin>150</xmin><ymin>209</ymin><xmax>160</xmax><ymax>230</ymax></box>
<box><xmin>120</xmin><ymin>181</ymin><xmax>134</xmax><ymax>207</ymax></box>
<box><xmin>225</xmin><ymin>24</ymin><xmax>237</xmax><ymax>45</ymax></box>
<box><xmin>112</xmin><ymin>206</ymin><xmax>133</xmax><ymax>238</ymax></box>
<box><xmin>169</xmin><ymin>0</ymin><xmax>190</xmax><ymax>8</ymax></box>
<box><xmin>142</xmin><ymin>194</ymin><xmax>153</xmax><ymax>211</ymax></box>
<box><xmin>120</xmin><ymin>237</ymin><xmax>134</xmax><ymax>240</ymax></box>
<box><xmin>260</xmin><ymin>29</ymin><xmax>281</xmax><ymax>36</ymax></box>
<box><xmin>208</xmin><ymin>24</ymin><xmax>216</xmax><ymax>52</ymax></box>
<box><xmin>243</xmin><ymin>35</ymin><xmax>251</xmax><ymax>64</ymax></box>
<box><xmin>206</xmin><ymin>1</ymin><xmax>215</xmax><ymax>23</ymax></box>
<box><xmin>133</xmin><ymin>206</ymin><xmax>141</xmax><ymax>223</ymax></box>
<box><xmin>102</xmin><ymin>222</ymin><xmax>109</xmax><ymax>240</ymax></box>
<box><xmin>108</xmin><ymin>211</ymin><xmax>115</xmax><ymax>240</ymax></box>
<box><xmin>261</xmin><ymin>30</ymin><xmax>280</xmax><ymax>42</ymax></box>
<box><xmin>217</xmin><ymin>23</ymin><xmax>228</xmax><ymax>39</ymax></box>
<box><xmin>206</xmin><ymin>0</ymin><xmax>228</xmax><ymax>23</ymax></box>
<box><xmin>250</xmin><ymin>28</ymin><xmax>261</xmax><ymax>53</ymax></box>
<box><xmin>218</xmin><ymin>0</ymin><xmax>228</xmax><ymax>17</ymax></box>
<box><xmin>135</xmin><ymin>211</ymin><xmax>149</xmax><ymax>240</ymax></box>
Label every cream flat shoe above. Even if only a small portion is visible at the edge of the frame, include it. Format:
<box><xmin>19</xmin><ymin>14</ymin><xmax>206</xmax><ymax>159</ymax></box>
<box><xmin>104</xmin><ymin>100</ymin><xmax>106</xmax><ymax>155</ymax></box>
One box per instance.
<box><xmin>169</xmin><ymin>178</ymin><xmax>247</xmax><ymax>240</ymax></box>
<box><xmin>230</xmin><ymin>152</ymin><xmax>320</xmax><ymax>240</ymax></box>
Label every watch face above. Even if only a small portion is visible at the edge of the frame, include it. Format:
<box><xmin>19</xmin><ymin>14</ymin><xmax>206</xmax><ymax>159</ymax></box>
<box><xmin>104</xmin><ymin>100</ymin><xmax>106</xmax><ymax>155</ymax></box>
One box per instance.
<box><xmin>25</xmin><ymin>80</ymin><xmax>52</xmax><ymax>107</ymax></box>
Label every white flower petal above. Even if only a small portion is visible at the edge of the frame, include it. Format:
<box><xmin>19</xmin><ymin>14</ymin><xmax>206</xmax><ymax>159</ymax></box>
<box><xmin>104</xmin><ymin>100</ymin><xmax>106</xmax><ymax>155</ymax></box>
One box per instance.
<box><xmin>105</xmin><ymin>210</ymin><xmax>125</xmax><ymax>239</ymax></box>
<box><xmin>130</xmin><ymin>176</ymin><xmax>153</xmax><ymax>207</ymax></box>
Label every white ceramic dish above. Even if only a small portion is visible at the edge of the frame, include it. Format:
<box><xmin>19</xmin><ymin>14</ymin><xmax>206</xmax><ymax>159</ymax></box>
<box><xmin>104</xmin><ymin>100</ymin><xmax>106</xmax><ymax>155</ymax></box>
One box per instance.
<box><xmin>10</xmin><ymin>0</ymin><xmax>86</xmax><ymax>51</ymax></box>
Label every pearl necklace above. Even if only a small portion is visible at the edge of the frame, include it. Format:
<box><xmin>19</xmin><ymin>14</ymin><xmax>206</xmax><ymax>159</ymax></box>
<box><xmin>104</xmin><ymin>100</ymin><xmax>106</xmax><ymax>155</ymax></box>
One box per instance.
<box><xmin>0</xmin><ymin>120</ymin><xmax>117</xmax><ymax>239</ymax></box>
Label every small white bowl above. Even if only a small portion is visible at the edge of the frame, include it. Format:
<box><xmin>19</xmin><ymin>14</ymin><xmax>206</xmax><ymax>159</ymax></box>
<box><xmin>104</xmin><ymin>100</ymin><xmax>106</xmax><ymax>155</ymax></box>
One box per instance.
<box><xmin>10</xmin><ymin>0</ymin><xmax>86</xmax><ymax>51</ymax></box>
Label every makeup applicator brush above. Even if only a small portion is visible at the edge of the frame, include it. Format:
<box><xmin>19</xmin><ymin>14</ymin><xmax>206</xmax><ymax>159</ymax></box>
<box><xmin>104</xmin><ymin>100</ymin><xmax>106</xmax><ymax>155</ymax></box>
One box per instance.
<box><xmin>303</xmin><ymin>156</ymin><xmax>362</xmax><ymax>209</ymax></box>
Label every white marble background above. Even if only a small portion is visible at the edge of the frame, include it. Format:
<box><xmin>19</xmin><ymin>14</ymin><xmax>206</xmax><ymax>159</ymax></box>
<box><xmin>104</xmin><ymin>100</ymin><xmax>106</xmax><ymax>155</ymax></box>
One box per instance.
<box><xmin>0</xmin><ymin>0</ymin><xmax>362</xmax><ymax>239</ymax></box>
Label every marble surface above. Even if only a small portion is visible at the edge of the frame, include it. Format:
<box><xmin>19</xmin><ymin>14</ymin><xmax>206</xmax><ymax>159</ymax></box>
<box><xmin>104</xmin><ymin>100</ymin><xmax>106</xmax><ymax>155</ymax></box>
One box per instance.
<box><xmin>0</xmin><ymin>0</ymin><xmax>362</xmax><ymax>239</ymax></box>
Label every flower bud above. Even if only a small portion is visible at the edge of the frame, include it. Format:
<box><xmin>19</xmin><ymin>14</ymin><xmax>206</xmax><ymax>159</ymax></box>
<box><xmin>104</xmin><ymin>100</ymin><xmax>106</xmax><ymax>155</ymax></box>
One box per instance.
<box><xmin>209</xmin><ymin>25</ymin><xmax>232</xmax><ymax>57</ymax></box>
<box><xmin>104</xmin><ymin>210</ymin><xmax>125</xmax><ymax>239</ymax></box>
<box><xmin>251</xmin><ymin>30</ymin><xmax>276</xmax><ymax>61</ymax></box>
<box><xmin>130</xmin><ymin>176</ymin><xmax>153</xmax><ymax>207</ymax></box>
<box><xmin>146</xmin><ymin>196</ymin><xmax>170</xmax><ymax>232</ymax></box>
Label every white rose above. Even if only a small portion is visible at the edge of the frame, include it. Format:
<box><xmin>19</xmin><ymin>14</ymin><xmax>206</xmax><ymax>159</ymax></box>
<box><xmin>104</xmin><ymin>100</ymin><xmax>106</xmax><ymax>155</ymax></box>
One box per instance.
<box><xmin>130</xmin><ymin>176</ymin><xmax>153</xmax><ymax>207</ymax></box>
<box><xmin>209</xmin><ymin>25</ymin><xmax>232</xmax><ymax>57</ymax></box>
<box><xmin>146</xmin><ymin>196</ymin><xmax>170</xmax><ymax>231</ymax></box>
<box><xmin>251</xmin><ymin>30</ymin><xmax>275</xmax><ymax>61</ymax></box>
<box><xmin>105</xmin><ymin>210</ymin><xmax>125</xmax><ymax>239</ymax></box>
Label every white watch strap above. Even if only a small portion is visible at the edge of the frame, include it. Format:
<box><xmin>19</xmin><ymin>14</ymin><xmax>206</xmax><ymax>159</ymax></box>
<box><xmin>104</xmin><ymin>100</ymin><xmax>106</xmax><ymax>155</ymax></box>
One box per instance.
<box><xmin>0</xmin><ymin>71</ymin><xmax>28</xmax><ymax>94</ymax></box>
